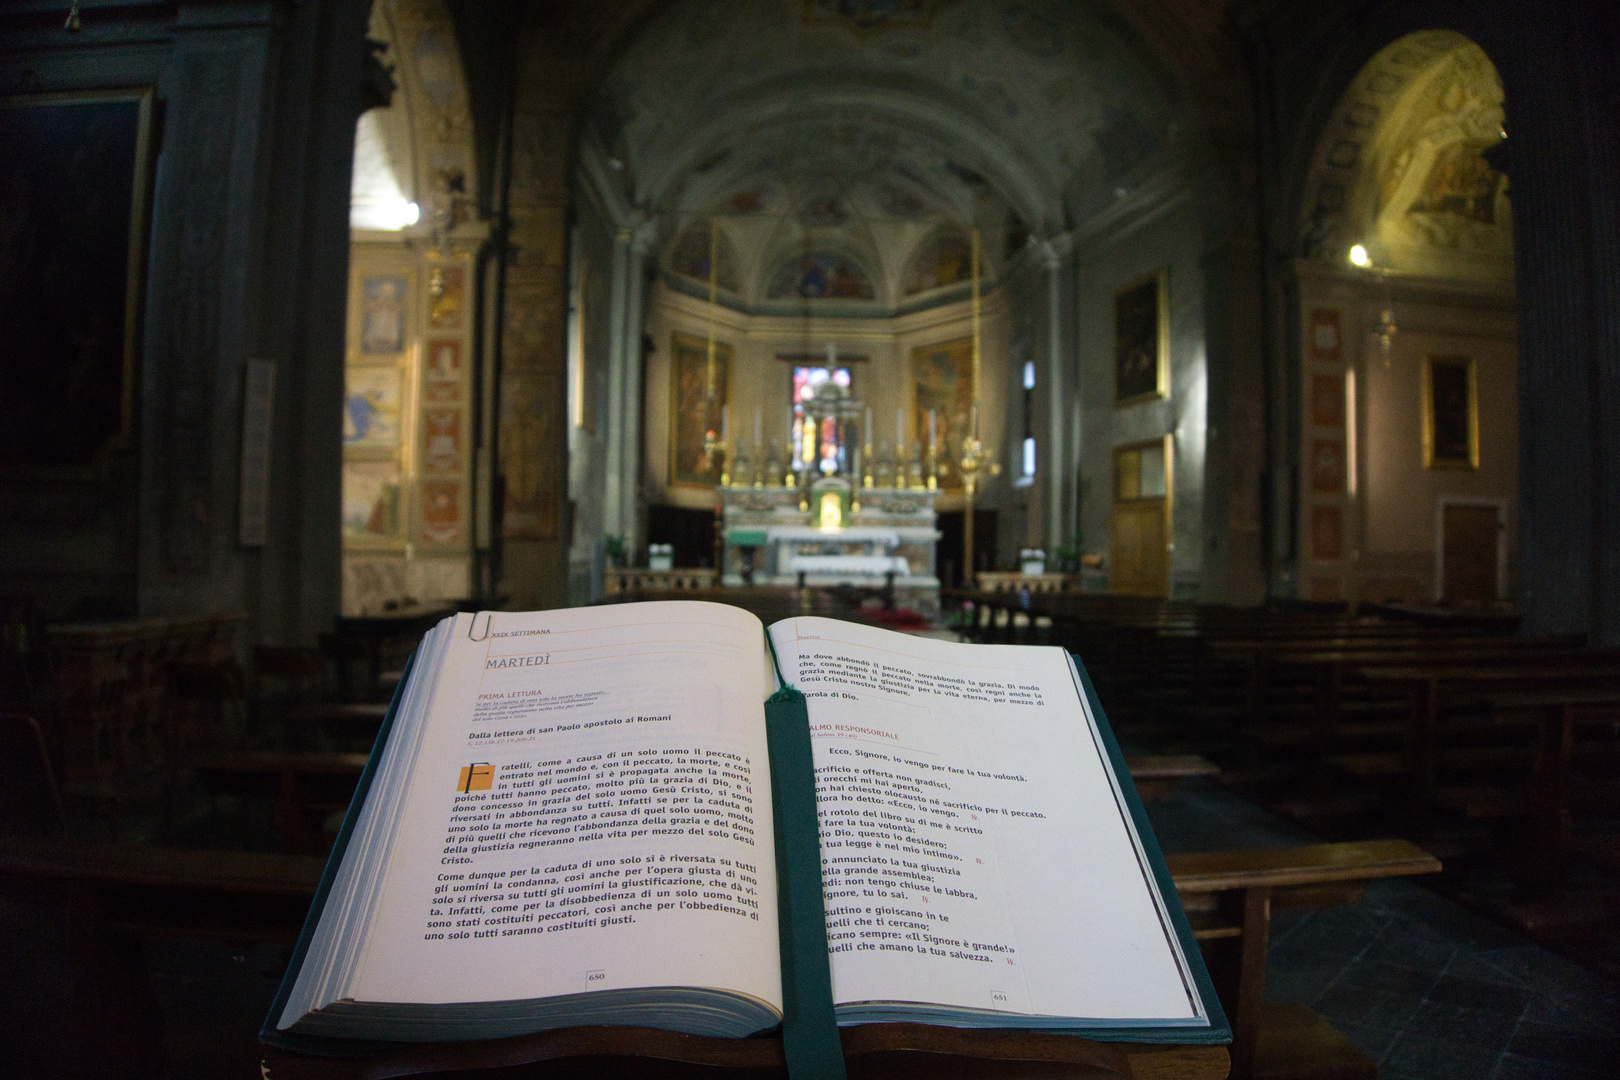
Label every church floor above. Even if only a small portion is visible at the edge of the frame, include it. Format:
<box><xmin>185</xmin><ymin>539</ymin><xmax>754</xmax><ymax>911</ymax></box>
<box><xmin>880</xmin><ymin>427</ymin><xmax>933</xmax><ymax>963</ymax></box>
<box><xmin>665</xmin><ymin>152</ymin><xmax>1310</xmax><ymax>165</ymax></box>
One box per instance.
<box><xmin>0</xmin><ymin>779</ymin><xmax>1616</xmax><ymax>1077</ymax></box>
<box><xmin>1145</xmin><ymin>777</ymin><xmax>1620</xmax><ymax>1080</ymax></box>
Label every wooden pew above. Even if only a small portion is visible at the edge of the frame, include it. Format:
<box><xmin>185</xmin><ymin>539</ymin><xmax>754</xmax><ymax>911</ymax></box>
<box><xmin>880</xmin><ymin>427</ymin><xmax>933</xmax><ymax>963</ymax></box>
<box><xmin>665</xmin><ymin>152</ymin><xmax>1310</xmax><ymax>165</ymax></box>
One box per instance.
<box><xmin>0</xmin><ymin>839</ymin><xmax>324</xmax><ymax>1079</ymax></box>
<box><xmin>1125</xmin><ymin>754</ymin><xmax>1220</xmax><ymax>801</ymax></box>
<box><xmin>1167</xmin><ymin>839</ymin><xmax>1442</xmax><ymax>1080</ymax></box>
<box><xmin>184</xmin><ymin>750</ymin><xmax>369</xmax><ymax>853</ymax></box>
<box><xmin>1352</xmin><ymin>664</ymin><xmax>1620</xmax><ymax>899</ymax></box>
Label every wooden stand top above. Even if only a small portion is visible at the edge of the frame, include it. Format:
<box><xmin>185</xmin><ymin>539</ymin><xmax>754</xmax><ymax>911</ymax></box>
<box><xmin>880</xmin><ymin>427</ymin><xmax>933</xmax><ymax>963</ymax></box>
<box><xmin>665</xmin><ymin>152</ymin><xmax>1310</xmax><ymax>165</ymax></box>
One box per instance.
<box><xmin>1166</xmin><ymin>839</ymin><xmax>1440</xmax><ymax>893</ymax></box>
<box><xmin>261</xmin><ymin>1022</ymin><xmax>1228</xmax><ymax>1080</ymax></box>
<box><xmin>0</xmin><ymin>839</ymin><xmax>325</xmax><ymax>896</ymax></box>
<box><xmin>45</xmin><ymin>611</ymin><xmax>247</xmax><ymax>646</ymax></box>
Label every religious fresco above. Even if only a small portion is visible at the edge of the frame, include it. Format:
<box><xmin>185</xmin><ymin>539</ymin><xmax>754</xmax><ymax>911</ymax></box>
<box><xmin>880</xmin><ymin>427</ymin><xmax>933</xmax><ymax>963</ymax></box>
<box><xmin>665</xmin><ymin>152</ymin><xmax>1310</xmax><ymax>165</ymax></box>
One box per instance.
<box><xmin>1311</xmin><ymin>505</ymin><xmax>1343</xmax><ymax>561</ymax></box>
<box><xmin>1310</xmin><ymin>439</ymin><xmax>1346</xmax><ymax>494</ymax></box>
<box><xmin>669</xmin><ymin>332</ymin><xmax>731</xmax><ymax>487</ymax></box>
<box><xmin>766</xmin><ymin>252</ymin><xmax>875</xmax><ymax>300</ymax></box>
<box><xmin>421</xmin><ymin>481</ymin><xmax>462</xmax><ymax>545</ymax></box>
<box><xmin>422</xmin><ymin>408</ymin><xmax>461</xmax><ymax>473</ymax></box>
<box><xmin>803</xmin><ymin>0</ymin><xmax>937</xmax><ymax>31</ymax></box>
<box><xmin>0</xmin><ymin>89</ymin><xmax>153</xmax><ymax>469</ymax></box>
<box><xmin>424</xmin><ymin>339</ymin><xmax>461</xmax><ymax>401</ymax></box>
<box><xmin>904</xmin><ymin>233</ymin><xmax>971</xmax><ymax>294</ymax></box>
<box><xmin>1114</xmin><ymin>270</ymin><xmax>1168</xmax><ymax>406</ymax></box>
<box><xmin>1410</xmin><ymin>141</ymin><xmax>1505</xmax><ymax>224</ymax></box>
<box><xmin>911</xmin><ymin>337</ymin><xmax>973</xmax><ymax>491</ymax></box>
<box><xmin>1311</xmin><ymin>374</ymin><xmax>1346</xmax><ymax>428</ymax></box>
<box><xmin>1424</xmin><ymin>355</ymin><xmax>1478</xmax><ymax>469</ymax></box>
<box><xmin>668</xmin><ymin>223</ymin><xmax>741</xmax><ymax>291</ymax></box>
<box><xmin>1300</xmin><ymin>32</ymin><xmax>1512</xmax><ymax>281</ymax></box>
<box><xmin>361</xmin><ymin>276</ymin><xmax>408</xmax><ymax>353</ymax></box>
<box><xmin>342</xmin><ymin>460</ymin><xmax>402</xmax><ymax>540</ymax></box>
<box><xmin>343</xmin><ymin>367</ymin><xmax>403</xmax><ymax>449</ymax></box>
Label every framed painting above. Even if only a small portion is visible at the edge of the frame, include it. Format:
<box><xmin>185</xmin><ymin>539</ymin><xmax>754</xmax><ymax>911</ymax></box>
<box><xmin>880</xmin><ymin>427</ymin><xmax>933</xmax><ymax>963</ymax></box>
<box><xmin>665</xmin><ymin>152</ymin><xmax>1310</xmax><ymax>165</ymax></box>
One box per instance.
<box><xmin>342</xmin><ymin>460</ymin><xmax>403</xmax><ymax>542</ymax></box>
<box><xmin>669</xmin><ymin>332</ymin><xmax>731</xmax><ymax>488</ymax></box>
<box><xmin>360</xmin><ymin>276</ymin><xmax>409</xmax><ymax>355</ymax></box>
<box><xmin>1114</xmin><ymin>270</ymin><xmax>1169</xmax><ymax>406</ymax></box>
<box><xmin>0</xmin><ymin>88</ymin><xmax>155</xmax><ymax>471</ymax></box>
<box><xmin>421</xmin><ymin>481</ymin><xmax>463</xmax><ymax>546</ymax></box>
<box><xmin>910</xmin><ymin>337</ymin><xmax>973</xmax><ymax>490</ymax></box>
<box><xmin>343</xmin><ymin>366</ymin><xmax>403</xmax><ymax>449</ymax></box>
<box><xmin>1423</xmin><ymin>355</ymin><xmax>1478</xmax><ymax>469</ymax></box>
<box><xmin>422</xmin><ymin>408</ymin><xmax>461</xmax><ymax>474</ymax></box>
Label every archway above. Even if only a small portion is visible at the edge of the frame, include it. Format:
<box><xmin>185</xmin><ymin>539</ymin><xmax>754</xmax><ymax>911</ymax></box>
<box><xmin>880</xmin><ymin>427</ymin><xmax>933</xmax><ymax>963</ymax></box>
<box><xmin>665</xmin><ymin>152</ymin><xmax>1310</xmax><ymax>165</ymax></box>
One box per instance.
<box><xmin>547</xmin><ymin>0</ymin><xmax>1249</xmax><ymax>604</ymax></box>
<box><xmin>1292</xmin><ymin>31</ymin><xmax>1516</xmax><ymax>610</ymax></box>
<box><xmin>339</xmin><ymin>0</ymin><xmax>491</xmax><ymax>616</ymax></box>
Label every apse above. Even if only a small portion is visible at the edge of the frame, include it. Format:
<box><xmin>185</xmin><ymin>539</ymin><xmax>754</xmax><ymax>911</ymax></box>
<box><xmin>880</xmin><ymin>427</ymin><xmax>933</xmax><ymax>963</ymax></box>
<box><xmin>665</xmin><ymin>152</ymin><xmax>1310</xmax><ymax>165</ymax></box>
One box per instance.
<box><xmin>566</xmin><ymin>0</ymin><xmax>1216</xmax><ymax>604</ymax></box>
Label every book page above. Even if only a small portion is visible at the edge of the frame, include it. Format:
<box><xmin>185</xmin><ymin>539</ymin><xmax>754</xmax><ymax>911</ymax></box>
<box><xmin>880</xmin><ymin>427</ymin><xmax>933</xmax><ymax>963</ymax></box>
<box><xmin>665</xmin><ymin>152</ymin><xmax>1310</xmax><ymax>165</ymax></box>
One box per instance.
<box><xmin>769</xmin><ymin>617</ymin><xmax>1199</xmax><ymax>1023</ymax></box>
<box><xmin>343</xmin><ymin>602</ymin><xmax>782</xmax><ymax>1013</ymax></box>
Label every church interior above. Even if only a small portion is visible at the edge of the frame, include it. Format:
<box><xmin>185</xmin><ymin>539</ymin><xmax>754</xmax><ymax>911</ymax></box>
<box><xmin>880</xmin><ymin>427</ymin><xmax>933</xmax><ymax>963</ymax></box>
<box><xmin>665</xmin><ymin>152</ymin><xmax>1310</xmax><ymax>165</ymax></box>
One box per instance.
<box><xmin>2</xmin><ymin>0</ymin><xmax>1619</xmax><ymax>1077</ymax></box>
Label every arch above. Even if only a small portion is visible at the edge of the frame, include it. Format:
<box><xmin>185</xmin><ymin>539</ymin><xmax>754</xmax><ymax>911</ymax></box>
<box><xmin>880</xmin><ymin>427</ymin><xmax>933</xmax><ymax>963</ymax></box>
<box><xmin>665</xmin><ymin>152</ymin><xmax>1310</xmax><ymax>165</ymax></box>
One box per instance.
<box><xmin>764</xmin><ymin>250</ymin><xmax>877</xmax><ymax>301</ymax></box>
<box><xmin>903</xmin><ymin>228</ymin><xmax>973</xmax><ymax>296</ymax></box>
<box><xmin>666</xmin><ymin>221</ymin><xmax>741</xmax><ymax>293</ymax></box>
<box><xmin>1297</xmin><ymin>30</ymin><xmax>1511</xmax><ymax>285</ymax></box>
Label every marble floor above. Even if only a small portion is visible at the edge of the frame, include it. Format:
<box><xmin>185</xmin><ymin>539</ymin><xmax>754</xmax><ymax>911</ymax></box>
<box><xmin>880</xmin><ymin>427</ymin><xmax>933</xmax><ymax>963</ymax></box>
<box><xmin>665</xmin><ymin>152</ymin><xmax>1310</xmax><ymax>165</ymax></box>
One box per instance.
<box><xmin>2</xmin><ymin>775</ymin><xmax>1616</xmax><ymax>1077</ymax></box>
<box><xmin>1146</xmin><ymin>777</ymin><xmax>1620</xmax><ymax>1080</ymax></box>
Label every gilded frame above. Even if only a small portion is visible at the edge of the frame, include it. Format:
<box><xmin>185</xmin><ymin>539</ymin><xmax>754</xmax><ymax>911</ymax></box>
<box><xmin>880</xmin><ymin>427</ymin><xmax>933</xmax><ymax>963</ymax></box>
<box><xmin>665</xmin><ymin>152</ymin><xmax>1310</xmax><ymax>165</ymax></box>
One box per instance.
<box><xmin>668</xmin><ymin>331</ymin><xmax>732</xmax><ymax>489</ymax></box>
<box><xmin>0</xmin><ymin>87</ymin><xmax>155</xmax><ymax>475</ymax></box>
<box><xmin>1422</xmin><ymin>355</ymin><xmax>1479</xmax><ymax>470</ymax></box>
<box><xmin>1113</xmin><ymin>269</ymin><xmax>1170</xmax><ymax>407</ymax></box>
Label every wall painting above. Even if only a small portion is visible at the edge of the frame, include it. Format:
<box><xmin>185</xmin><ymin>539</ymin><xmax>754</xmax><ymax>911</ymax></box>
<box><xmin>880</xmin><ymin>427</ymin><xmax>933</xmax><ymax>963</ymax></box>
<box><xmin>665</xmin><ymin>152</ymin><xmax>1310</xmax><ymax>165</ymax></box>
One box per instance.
<box><xmin>342</xmin><ymin>460</ymin><xmax>402</xmax><ymax>540</ymax></box>
<box><xmin>911</xmin><ymin>337</ymin><xmax>973</xmax><ymax>491</ymax></box>
<box><xmin>421</xmin><ymin>481</ymin><xmax>462</xmax><ymax>545</ymax></box>
<box><xmin>1311</xmin><ymin>373</ymin><xmax>1346</xmax><ymax>428</ymax></box>
<box><xmin>343</xmin><ymin>367</ymin><xmax>403</xmax><ymax>448</ymax></box>
<box><xmin>766</xmin><ymin>252</ymin><xmax>875</xmax><ymax>300</ymax></box>
<box><xmin>669</xmin><ymin>332</ymin><xmax>731</xmax><ymax>488</ymax></box>
<box><xmin>1114</xmin><ymin>270</ymin><xmax>1168</xmax><ymax>406</ymax></box>
<box><xmin>1309</xmin><ymin>309</ymin><xmax>1342</xmax><ymax>363</ymax></box>
<box><xmin>1310</xmin><ymin>505</ymin><xmax>1343</xmax><ymax>561</ymax></box>
<box><xmin>669</xmin><ymin>224</ymin><xmax>740</xmax><ymax>292</ymax></box>
<box><xmin>1310</xmin><ymin>439</ymin><xmax>1346</xmax><ymax>494</ymax></box>
<box><xmin>904</xmin><ymin>234</ymin><xmax>971</xmax><ymax>295</ymax></box>
<box><xmin>423</xmin><ymin>409</ymin><xmax>461</xmax><ymax>474</ymax></box>
<box><xmin>360</xmin><ymin>276</ymin><xmax>408</xmax><ymax>354</ymax></box>
<box><xmin>1423</xmin><ymin>355</ymin><xmax>1478</xmax><ymax>469</ymax></box>
<box><xmin>0</xmin><ymin>88</ymin><xmax>154</xmax><ymax>469</ymax></box>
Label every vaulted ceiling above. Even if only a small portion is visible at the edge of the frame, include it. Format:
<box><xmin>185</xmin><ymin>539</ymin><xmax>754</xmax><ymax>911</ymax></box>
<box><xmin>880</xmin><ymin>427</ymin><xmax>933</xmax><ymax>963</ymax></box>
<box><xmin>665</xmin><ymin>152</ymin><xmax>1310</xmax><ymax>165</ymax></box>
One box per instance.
<box><xmin>584</xmin><ymin>0</ymin><xmax>1193</xmax><ymax>238</ymax></box>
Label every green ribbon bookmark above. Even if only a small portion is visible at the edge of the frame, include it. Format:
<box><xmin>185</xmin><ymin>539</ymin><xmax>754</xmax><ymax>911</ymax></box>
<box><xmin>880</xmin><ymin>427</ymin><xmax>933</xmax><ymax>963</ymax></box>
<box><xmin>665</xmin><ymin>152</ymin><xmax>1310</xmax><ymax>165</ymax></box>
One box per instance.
<box><xmin>764</xmin><ymin>630</ymin><xmax>848</xmax><ymax>1080</ymax></box>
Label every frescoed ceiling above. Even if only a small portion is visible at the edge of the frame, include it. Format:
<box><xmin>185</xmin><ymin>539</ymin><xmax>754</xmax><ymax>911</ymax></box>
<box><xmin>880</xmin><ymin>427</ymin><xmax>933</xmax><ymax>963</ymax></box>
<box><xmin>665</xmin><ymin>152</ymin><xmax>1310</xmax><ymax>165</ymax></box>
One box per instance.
<box><xmin>584</xmin><ymin>0</ymin><xmax>1189</xmax><ymax>304</ymax></box>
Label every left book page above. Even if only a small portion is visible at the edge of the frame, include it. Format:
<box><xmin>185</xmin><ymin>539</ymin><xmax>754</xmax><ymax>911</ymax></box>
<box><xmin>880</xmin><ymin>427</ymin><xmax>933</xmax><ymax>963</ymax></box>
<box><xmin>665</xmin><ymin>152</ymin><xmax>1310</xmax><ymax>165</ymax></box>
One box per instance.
<box><xmin>278</xmin><ymin>601</ymin><xmax>783</xmax><ymax>1040</ymax></box>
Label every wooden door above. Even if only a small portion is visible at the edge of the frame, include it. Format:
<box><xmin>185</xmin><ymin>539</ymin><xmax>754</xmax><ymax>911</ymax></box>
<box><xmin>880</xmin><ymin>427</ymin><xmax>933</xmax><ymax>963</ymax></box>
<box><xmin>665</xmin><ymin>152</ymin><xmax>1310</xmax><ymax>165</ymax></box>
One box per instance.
<box><xmin>1112</xmin><ymin>441</ymin><xmax>1170</xmax><ymax>596</ymax></box>
<box><xmin>1441</xmin><ymin>503</ymin><xmax>1499</xmax><ymax>607</ymax></box>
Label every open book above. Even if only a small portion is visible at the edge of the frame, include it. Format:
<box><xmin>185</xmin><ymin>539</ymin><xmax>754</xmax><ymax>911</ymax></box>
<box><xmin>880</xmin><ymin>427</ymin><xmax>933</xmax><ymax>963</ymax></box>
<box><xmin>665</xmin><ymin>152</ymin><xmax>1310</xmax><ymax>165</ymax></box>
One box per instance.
<box><xmin>268</xmin><ymin>602</ymin><xmax>1220</xmax><ymax>1047</ymax></box>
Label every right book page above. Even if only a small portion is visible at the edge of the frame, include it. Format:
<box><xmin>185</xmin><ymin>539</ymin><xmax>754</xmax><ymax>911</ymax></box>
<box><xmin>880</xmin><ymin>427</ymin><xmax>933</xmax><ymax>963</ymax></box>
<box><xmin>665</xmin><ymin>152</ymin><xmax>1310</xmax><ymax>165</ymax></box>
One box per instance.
<box><xmin>767</xmin><ymin>617</ymin><xmax>1205</xmax><ymax>1027</ymax></box>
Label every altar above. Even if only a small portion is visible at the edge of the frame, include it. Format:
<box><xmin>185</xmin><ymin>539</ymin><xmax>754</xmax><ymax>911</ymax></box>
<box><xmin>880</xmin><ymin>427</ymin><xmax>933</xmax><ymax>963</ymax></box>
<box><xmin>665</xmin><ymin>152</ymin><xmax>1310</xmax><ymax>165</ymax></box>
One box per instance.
<box><xmin>720</xmin><ymin>485</ymin><xmax>940</xmax><ymax>615</ymax></box>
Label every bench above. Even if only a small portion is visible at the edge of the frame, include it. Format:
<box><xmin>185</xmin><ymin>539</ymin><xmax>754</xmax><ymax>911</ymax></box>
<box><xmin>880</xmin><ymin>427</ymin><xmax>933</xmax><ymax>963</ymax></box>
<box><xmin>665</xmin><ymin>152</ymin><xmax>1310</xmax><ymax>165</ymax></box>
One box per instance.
<box><xmin>0</xmin><ymin>839</ymin><xmax>325</xmax><ymax>1078</ymax></box>
<box><xmin>184</xmin><ymin>750</ymin><xmax>370</xmax><ymax>853</ymax></box>
<box><xmin>1167</xmin><ymin>839</ymin><xmax>1442</xmax><ymax>1080</ymax></box>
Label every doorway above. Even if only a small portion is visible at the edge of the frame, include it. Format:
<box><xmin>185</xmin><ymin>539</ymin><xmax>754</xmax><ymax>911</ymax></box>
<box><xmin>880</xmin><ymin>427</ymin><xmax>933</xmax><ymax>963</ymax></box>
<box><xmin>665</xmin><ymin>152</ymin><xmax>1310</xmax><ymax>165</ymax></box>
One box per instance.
<box><xmin>1112</xmin><ymin>438</ymin><xmax>1171</xmax><ymax>596</ymax></box>
<box><xmin>1438</xmin><ymin>499</ymin><xmax>1503</xmax><ymax>607</ymax></box>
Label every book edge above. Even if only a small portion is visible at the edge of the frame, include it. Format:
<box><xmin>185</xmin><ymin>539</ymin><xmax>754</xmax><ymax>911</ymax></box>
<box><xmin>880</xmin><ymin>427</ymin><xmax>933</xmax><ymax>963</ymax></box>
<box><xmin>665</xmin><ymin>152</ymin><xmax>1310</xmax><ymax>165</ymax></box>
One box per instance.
<box><xmin>259</xmin><ymin>646</ymin><xmax>420</xmax><ymax>1053</ymax></box>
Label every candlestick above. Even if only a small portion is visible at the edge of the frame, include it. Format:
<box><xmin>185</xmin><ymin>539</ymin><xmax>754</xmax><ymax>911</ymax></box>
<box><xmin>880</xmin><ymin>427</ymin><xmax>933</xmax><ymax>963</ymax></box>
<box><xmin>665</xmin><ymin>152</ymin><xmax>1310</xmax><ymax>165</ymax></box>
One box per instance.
<box><xmin>862</xmin><ymin>406</ymin><xmax>875</xmax><ymax>489</ymax></box>
<box><xmin>754</xmin><ymin>409</ymin><xmax>762</xmax><ymax>447</ymax></box>
<box><xmin>721</xmin><ymin>405</ymin><xmax>729</xmax><ymax>442</ymax></box>
<box><xmin>896</xmin><ymin>408</ymin><xmax>904</xmax><ymax>446</ymax></box>
<box><xmin>927</xmin><ymin>409</ymin><xmax>938</xmax><ymax>490</ymax></box>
